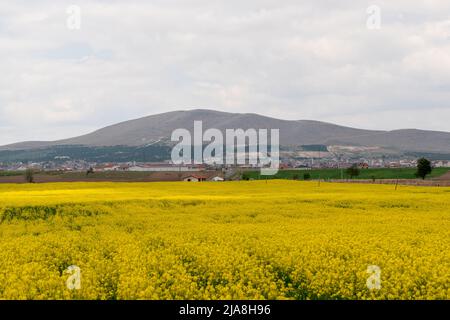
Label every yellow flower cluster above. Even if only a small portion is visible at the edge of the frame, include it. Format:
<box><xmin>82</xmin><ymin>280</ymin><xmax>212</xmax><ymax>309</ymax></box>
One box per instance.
<box><xmin>0</xmin><ymin>181</ymin><xmax>448</xmax><ymax>299</ymax></box>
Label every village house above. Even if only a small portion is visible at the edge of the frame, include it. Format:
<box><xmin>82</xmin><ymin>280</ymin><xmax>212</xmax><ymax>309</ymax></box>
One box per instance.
<box><xmin>358</xmin><ymin>162</ymin><xmax>369</xmax><ymax>169</ymax></box>
<box><xmin>183</xmin><ymin>175</ymin><xmax>207</xmax><ymax>182</ymax></box>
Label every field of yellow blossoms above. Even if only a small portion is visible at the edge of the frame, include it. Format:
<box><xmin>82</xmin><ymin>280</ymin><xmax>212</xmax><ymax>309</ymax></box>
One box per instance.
<box><xmin>0</xmin><ymin>180</ymin><xmax>448</xmax><ymax>300</ymax></box>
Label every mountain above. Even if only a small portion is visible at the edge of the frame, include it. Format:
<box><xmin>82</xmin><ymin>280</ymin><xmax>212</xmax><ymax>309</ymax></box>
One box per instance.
<box><xmin>1</xmin><ymin>109</ymin><xmax>450</xmax><ymax>154</ymax></box>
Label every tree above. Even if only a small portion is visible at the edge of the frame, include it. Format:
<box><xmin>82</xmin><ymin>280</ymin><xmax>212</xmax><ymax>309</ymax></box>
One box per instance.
<box><xmin>346</xmin><ymin>164</ymin><xmax>360</xmax><ymax>179</ymax></box>
<box><xmin>86</xmin><ymin>167</ymin><xmax>94</xmax><ymax>176</ymax></box>
<box><xmin>242</xmin><ymin>173</ymin><xmax>251</xmax><ymax>181</ymax></box>
<box><xmin>24</xmin><ymin>168</ymin><xmax>34</xmax><ymax>183</ymax></box>
<box><xmin>416</xmin><ymin>158</ymin><xmax>432</xmax><ymax>180</ymax></box>
<box><xmin>303</xmin><ymin>173</ymin><xmax>311</xmax><ymax>181</ymax></box>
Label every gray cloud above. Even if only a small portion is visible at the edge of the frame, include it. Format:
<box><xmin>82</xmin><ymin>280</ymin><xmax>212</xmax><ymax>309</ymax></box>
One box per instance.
<box><xmin>1</xmin><ymin>0</ymin><xmax>450</xmax><ymax>144</ymax></box>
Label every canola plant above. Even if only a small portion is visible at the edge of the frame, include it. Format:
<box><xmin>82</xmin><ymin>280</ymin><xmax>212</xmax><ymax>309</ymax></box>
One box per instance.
<box><xmin>0</xmin><ymin>181</ymin><xmax>448</xmax><ymax>299</ymax></box>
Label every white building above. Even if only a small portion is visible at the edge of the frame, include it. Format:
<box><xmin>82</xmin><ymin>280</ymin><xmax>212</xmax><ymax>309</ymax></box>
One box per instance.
<box><xmin>128</xmin><ymin>165</ymin><xmax>202</xmax><ymax>172</ymax></box>
<box><xmin>183</xmin><ymin>175</ymin><xmax>207</xmax><ymax>182</ymax></box>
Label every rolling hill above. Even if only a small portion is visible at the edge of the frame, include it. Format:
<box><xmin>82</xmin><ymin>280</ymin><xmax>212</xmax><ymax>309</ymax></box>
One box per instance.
<box><xmin>1</xmin><ymin>109</ymin><xmax>450</xmax><ymax>155</ymax></box>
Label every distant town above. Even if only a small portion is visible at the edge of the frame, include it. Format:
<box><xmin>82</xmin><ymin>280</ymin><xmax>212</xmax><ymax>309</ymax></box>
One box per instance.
<box><xmin>1</xmin><ymin>156</ymin><xmax>449</xmax><ymax>173</ymax></box>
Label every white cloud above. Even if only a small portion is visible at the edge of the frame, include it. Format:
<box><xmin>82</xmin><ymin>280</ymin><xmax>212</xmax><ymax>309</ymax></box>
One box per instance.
<box><xmin>1</xmin><ymin>0</ymin><xmax>450</xmax><ymax>144</ymax></box>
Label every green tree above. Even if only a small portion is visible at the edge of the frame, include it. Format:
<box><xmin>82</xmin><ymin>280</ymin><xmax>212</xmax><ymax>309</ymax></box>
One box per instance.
<box><xmin>24</xmin><ymin>168</ymin><xmax>34</xmax><ymax>183</ymax></box>
<box><xmin>346</xmin><ymin>164</ymin><xmax>360</xmax><ymax>179</ymax></box>
<box><xmin>416</xmin><ymin>158</ymin><xmax>432</xmax><ymax>180</ymax></box>
<box><xmin>86</xmin><ymin>167</ymin><xmax>94</xmax><ymax>176</ymax></box>
<box><xmin>303</xmin><ymin>173</ymin><xmax>311</xmax><ymax>181</ymax></box>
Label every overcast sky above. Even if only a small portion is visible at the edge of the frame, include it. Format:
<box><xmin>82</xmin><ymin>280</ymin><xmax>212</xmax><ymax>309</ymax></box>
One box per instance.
<box><xmin>1</xmin><ymin>0</ymin><xmax>450</xmax><ymax>145</ymax></box>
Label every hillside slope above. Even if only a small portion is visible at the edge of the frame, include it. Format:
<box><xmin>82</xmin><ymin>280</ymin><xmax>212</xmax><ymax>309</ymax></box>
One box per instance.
<box><xmin>1</xmin><ymin>109</ymin><xmax>450</xmax><ymax>153</ymax></box>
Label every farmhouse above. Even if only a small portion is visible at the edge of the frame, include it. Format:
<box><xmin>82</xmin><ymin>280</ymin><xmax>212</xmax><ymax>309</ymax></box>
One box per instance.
<box><xmin>183</xmin><ymin>175</ymin><xmax>207</xmax><ymax>182</ymax></box>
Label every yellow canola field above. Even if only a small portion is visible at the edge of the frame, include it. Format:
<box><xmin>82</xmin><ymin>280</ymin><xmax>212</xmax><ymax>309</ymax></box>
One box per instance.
<box><xmin>0</xmin><ymin>181</ymin><xmax>448</xmax><ymax>300</ymax></box>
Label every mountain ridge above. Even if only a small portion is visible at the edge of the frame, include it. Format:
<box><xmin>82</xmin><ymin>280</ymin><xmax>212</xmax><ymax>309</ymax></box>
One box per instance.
<box><xmin>1</xmin><ymin>109</ymin><xmax>450</xmax><ymax>154</ymax></box>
